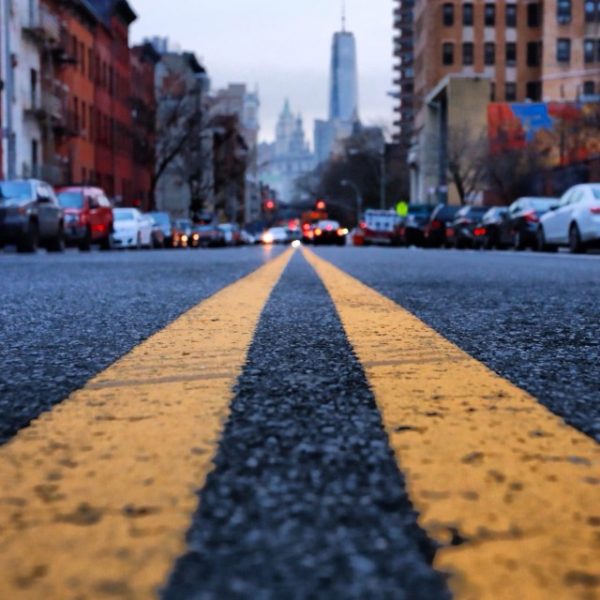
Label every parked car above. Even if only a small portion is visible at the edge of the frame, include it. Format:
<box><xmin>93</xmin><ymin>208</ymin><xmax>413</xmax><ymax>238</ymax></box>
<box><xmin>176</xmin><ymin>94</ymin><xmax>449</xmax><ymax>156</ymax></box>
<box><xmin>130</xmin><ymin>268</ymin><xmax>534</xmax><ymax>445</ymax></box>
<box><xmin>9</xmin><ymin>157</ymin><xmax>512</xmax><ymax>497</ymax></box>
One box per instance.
<box><xmin>538</xmin><ymin>184</ymin><xmax>600</xmax><ymax>253</ymax></box>
<box><xmin>446</xmin><ymin>206</ymin><xmax>491</xmax><ymax>249</ymax></box>
<box><xmin>360</xmin><ymin>210</ymin><xmax>403</xmax><ymax>246</ymax></box>
<box><xmin>476</xmin><ymin>207</ymin><xmax>511</xmax><ymax>250</ymax></box>
<box><xmin>56</xmin><ymin>186</ymin><xmax>113</xmax><ymax>251</ymax></box>
<box><xmin>149</xmin><ymin>212</ymin><xmax>173</xmax><ymax>247</ymax></box>
<box><xmin>401</xmin><ymin>204</ymin><xmax>435</xmax><ymax>246</ymax></box>
<box><xmin>261</xmin><ymin>227</ymin><xmax>290</xmax><ymax>244</ymax></box>
<box><xmin>240</xmin><ymin>229</ymin><xmax>256</xmax><ymax>245</ymax></box>
<box><xmin>219</xmin><ymin>223</ymin><xmax>242</xmax><ymax>246</ymax></box>
<box><xmin>506</xmin><ymin>197</ymin><xmax>559</xmax><ymax>250</ymax></box>
<box><xmin>111</xmin><ymin>208</ymin><xmax>153</xmax><ymax>249</ymax></box>
<box><xmin>190</xmin><ymin>224</ymin><xmax>225</xmax><ymax>248</ymax></box>
<box><xmin>423</xmin><ymin>204</ymin><xmax>460</xmax><ymax>248</ymax></box>
<box><xmin>0</xmin><ymin>179</ymin><xmax>65</xmax><ymax>252</ymax></box>
<box><xmin>312</xmin><ymin>220</ymin><xmax>348</xmax><ymax>246</ymax></box>
<box><xmin>172</xmin><ymin>219</ymin><xmax>193</xmax><ymax>248</ymax></box>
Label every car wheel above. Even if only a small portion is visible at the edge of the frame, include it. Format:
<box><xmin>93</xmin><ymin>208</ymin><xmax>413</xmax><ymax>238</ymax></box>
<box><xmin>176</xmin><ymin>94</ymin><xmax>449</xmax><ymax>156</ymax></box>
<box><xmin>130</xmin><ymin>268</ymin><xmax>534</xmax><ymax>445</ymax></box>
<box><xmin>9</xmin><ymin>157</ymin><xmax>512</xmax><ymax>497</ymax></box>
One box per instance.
<box><xmin>514</xmin><ymin>231</ymin><xmax>526</xmax><ymax>251</ymax></box>
<box><xmin>136</xmin><ymin>233</ymin><xmax>142</xmax><ymax>250</ymax></box>
<box><xmin>569</xmin><ymin>224</ymin><xmax>584</xmax><ymax>254</ymax></box>
<box><xmin>17</xmin><ymin>220</ymin><xmax>39</xmax><ymax>253</ymax></box>
<box><xmin>100</xmin><ymin>235</ymin><xmax>111</xmax><ymax>251</ymax></box>
<box><xmin>536</xmin><ymin>226</ymin><xmax>557</xmax><ymax>253</ymax></box>
<box><xmin>47</xmin><ymin>225</ymin><xmax>66</xmax><ymax>253</ymax></box>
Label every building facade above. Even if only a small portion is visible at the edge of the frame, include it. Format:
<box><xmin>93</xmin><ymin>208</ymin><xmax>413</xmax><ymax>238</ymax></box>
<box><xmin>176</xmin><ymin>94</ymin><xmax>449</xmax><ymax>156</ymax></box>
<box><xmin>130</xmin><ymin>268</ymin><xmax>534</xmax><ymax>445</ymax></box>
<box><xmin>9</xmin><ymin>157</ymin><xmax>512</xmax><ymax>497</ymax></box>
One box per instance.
<box><xmin>409</xmin><ymin>0</ymin><xmax>600</xmax><ymax>203</ymax></box>
<box><xmin>392</xmin><ymin>0</ymin><xmax>415</xmax><ymax>151</ymax></box>
<box><xmin>259</xmin><ymin>100</ymin><xmax>316</xmax><ymax>204</ymax></box>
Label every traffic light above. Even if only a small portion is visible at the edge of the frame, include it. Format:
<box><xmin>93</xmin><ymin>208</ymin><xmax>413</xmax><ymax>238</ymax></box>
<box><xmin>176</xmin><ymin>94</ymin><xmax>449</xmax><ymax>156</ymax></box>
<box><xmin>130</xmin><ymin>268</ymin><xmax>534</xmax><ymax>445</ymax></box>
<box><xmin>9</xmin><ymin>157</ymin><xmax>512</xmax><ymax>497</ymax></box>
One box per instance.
<box><xmin>264</xmin><ymin>199</ymin><xmax>276</xmax><ymax>211</ymax></box>
<box><xmin>315</xmin><ymin>199</ymin><xmax>326</xmax><ymax>211</ymax></box>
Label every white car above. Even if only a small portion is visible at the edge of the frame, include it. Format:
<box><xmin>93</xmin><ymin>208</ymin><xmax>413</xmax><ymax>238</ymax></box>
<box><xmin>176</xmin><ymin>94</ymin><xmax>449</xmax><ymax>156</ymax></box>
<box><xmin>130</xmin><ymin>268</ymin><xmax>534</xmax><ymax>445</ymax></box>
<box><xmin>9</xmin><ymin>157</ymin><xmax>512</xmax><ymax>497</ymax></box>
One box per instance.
<box><xmin>538</xmin><ymin>184</ymin><xmax>600</xmax><ymax>253</ymax></box>
<box><xmin>111</xmin><ymin>208</ymin><xmax>153</xmax><ymax>249</ymax></box>
<box><xmin>261</xmin><ymin>227</ymin><xmax>289</xmax><ymax>244</ymax></box>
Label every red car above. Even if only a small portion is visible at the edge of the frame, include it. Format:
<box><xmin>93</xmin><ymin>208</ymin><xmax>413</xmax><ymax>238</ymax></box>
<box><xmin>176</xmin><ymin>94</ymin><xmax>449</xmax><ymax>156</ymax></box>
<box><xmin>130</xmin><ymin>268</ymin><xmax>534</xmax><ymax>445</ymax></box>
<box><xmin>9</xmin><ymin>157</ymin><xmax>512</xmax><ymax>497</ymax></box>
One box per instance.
<box><xmin>56</xmin><ymin>187</ymin><xmax>114</xmax><ymax>250</ymax></box>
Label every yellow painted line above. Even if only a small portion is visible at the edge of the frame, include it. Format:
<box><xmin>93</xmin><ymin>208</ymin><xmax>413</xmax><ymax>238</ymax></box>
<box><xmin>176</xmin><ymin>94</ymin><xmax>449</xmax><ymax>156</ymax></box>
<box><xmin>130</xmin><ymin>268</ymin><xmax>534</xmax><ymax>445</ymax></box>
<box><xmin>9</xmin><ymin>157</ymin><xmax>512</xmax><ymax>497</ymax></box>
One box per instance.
<box><xmin>303</xmin><ymin>248</ymin><xmax>600</xmax><ymax>600</ymax></box>
<box><xmin>0</xmin><ymin>249</ymin><xmax>293</xmax><ymax>600</ymax></box>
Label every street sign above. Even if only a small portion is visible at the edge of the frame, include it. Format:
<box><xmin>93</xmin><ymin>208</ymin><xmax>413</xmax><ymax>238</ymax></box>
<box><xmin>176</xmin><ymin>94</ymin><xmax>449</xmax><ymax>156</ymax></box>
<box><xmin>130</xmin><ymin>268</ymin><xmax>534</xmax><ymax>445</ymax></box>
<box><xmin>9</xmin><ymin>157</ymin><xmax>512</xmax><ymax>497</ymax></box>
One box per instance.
<box><xmin>395</xmin><ymin>201</ymin><xmax>408</xmax><ymax>217</ymax></box>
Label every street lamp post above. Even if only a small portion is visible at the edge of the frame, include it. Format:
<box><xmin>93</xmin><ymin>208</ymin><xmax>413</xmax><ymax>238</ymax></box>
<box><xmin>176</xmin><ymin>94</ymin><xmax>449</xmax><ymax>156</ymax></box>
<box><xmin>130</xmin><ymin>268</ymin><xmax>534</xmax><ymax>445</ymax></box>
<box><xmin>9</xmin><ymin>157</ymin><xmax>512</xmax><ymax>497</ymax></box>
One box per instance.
<box><xmin>340</xmin><ymin>179</ymin><xmax>363</xmax><ymax>221</ymax></box>
<box><xmin>348</xmin><ymin>144</ymin><xmax>387</xmax><ymax>210</ymax></box>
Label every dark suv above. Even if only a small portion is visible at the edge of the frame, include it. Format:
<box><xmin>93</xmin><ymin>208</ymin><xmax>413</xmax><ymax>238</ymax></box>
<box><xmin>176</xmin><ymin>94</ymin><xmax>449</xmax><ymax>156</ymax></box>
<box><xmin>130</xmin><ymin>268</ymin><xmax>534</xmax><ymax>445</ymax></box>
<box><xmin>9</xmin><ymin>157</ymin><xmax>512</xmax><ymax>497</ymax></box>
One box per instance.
<box><xmin>423</xmin><ymin>204</ymin><xmax>460</xmax><ymax>248</ymax></box>
<box><xmin>56</xmin><ymin>187</ymin><xmax>113</xmax><ymax>250</ymax></box>
<box><xmin>0</xmin><ymin>179</ymin><xmax>65</xmax><ymax>252</ymax></box>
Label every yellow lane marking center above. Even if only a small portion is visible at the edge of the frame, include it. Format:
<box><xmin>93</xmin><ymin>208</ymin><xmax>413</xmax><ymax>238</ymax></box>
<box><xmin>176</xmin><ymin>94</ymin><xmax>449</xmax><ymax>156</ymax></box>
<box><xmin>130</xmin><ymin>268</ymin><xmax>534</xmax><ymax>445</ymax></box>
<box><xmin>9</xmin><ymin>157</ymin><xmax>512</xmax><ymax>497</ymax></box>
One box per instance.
<box><xmin>304</xmin><ymin>248</ymin><xmax>600</xmax><ymax>600</ymax></box>
<box><xmin>0</xmin><ymin>249</ymin><xmax>292</xmax><ymax>600</ymax></box>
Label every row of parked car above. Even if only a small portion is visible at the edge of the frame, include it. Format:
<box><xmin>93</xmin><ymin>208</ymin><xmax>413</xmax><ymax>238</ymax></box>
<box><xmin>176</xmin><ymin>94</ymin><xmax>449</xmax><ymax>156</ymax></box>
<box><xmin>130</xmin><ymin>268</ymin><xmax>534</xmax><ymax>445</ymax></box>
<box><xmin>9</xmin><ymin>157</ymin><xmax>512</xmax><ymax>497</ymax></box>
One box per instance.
<box><xmin>360</xmin><ymin>183</ymin><xmax>600</xmax><ymax>254</ymax></box>
<box><xmin>0</xmin><ymin>179</ymin><xmax>247</xmax><ymax>253</ymax></box>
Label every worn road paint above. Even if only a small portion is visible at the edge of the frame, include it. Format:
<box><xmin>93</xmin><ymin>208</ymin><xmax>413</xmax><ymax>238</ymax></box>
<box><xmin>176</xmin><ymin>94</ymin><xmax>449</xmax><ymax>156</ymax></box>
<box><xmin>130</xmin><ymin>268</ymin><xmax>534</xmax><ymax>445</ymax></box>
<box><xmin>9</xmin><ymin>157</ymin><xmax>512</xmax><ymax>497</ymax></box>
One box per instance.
<box><xmin>304</xmin><ymin>248</ymin><xmax>600</xmax><ymax>600</ymax></box>
<box><xmin>0</xmin><ymin>249</ymin><xmax>293</xmax><ymax>600</ymax></box>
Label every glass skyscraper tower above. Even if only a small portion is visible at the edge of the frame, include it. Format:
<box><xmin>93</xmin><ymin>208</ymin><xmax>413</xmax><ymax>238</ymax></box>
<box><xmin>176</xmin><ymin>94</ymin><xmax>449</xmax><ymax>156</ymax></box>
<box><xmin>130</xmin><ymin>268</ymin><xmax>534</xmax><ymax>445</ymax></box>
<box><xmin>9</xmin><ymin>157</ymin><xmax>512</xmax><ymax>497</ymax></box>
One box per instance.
<box><xmin>329</xmin><ymin>30</ymin><xmax>359</xmax><ymax>122</ymax></box>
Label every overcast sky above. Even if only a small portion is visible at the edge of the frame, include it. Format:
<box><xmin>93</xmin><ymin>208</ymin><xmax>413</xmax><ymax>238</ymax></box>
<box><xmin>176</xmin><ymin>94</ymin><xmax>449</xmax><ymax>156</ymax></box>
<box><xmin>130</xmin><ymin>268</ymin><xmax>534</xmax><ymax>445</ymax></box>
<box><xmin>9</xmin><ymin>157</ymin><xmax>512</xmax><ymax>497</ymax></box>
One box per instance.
<box><xmin>131</xmin><ymin>0</ymin><xmax>395</xmax><ymax>146</ymax></box>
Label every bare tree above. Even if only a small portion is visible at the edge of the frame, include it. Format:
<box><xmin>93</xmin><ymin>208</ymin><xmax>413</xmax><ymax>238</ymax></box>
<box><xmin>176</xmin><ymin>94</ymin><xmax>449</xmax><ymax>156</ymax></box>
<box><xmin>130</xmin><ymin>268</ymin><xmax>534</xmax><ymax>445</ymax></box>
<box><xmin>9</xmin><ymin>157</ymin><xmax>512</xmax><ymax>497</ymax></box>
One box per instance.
<box><xmin>446</xmin><ymin>124</ymin><xmax>488</xmax><ymax>205</ymax></box>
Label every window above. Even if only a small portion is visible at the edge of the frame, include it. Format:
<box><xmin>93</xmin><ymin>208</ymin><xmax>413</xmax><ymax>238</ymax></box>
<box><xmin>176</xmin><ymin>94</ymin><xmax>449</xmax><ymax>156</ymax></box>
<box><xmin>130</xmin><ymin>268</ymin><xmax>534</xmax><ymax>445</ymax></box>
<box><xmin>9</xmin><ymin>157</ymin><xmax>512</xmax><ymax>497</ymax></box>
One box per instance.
<box><xmin>527</xmin><ymin>41</ymin><xmax>542</xmax><ymax>66</ymax></box>
<box><xmin>584</xmin><ymin>39</ymin><xmax>595</xmax><ymax>63</ymax></box>
<box><xmin>506</xmin><ymin>42</ymin><xmax>517</xmax><ymax>66</ymax></box>
<box><xmin>442</xmin><ymin>42</ymin><xmax>454</xmax><ymax>65</ymax></box>
<box><xmin>442</xmin><ymin>3</ymin><xmax>454</xmax><ymax>26</ymax></box>
<box><xmin>526</xmin><ymin>81</ymin><xmax>542</xmax><ymax>101</ymax></box>
<box><xmin>557</xmin><ymin>0</ymin><xmax>571</xmax><ymax>24</ymax></box>
<box><xmin>506</xmin><ymin>4</ymin><xmax>517</xmax><ymax>27</ymax></box>
<box><xmin>597</xmin><ymin>40</ymin><xmax>600</xmax><ymax>62</ymax></box>
<box><xmin>88</xmin><ymin>49</ymin><xmax>94</xmax><ymax>80</ymax></box>
<box><xmin>463</xmin><ymin>42</ymin><xmax>474</xmax><ymax>65</ymax></box>
<box><xmin>463</xmin><ymin>3</ymin><xmax>473</xmax><ymax>26</ymax></box>
<box><xmin>484</xmin><ymin>3</ymin><xmax>496</xmax><ymax>26</ymax></box>
<box><xmin>484</xmin><ymin>42</ymin><xmax>496</xmax><ymax>65</ymax></box>
<box><xmin>557</xmin><ymin>38</ymin><xmax>571</xmax><ymax>63</ymax></box>
<box><xmin>584</xmin><ymin>1</ymin><xmax>600</xmax><ymax>22</ymax></box>
<box><xmin>505</xmin><ymin>82</ymin><xmax>517</xmax><ymax>101</ymax></box>
<box><xmin>73</xmin><ymin>97</ymin><xmax>79</xmax><ymax>131</ymax></box>
<box><xmin>527</xmin><ymin>3</ymin><xmax>541</xmax><ymax>27</ymax></box>
<box><xmin>583</xmin><ymin>81</ymin><xmax>595</xmax><ymax>95</ymax></box>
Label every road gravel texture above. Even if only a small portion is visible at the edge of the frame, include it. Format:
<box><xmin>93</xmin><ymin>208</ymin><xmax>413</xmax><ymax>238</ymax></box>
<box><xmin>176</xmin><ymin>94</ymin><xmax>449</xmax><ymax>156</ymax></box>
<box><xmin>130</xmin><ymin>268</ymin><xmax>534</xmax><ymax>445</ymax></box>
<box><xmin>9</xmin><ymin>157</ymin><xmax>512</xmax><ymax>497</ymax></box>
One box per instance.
<box><xmin>0</xmin><ymin>248</ymin><xmax>282</xmax><ymax>443</ymax></box>
<box><xmin>163</xmin><ymin>253</ymin><xmax>450</xmax><ymax>600</ymax></box>
<box><xmin>316</xmin><ymin>247</ymin><xmax>600</xmax><ymax>443</ymax></box>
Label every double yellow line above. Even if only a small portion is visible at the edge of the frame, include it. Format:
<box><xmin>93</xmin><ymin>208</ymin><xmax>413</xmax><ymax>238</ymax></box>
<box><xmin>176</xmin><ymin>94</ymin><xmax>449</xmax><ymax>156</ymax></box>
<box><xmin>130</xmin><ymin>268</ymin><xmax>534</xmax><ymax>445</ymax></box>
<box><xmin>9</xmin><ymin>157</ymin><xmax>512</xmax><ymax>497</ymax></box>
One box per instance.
<box><xmin>0</xmin><ymin>247</ymin><xmax>598</xmax><ymax>600</ymax></box>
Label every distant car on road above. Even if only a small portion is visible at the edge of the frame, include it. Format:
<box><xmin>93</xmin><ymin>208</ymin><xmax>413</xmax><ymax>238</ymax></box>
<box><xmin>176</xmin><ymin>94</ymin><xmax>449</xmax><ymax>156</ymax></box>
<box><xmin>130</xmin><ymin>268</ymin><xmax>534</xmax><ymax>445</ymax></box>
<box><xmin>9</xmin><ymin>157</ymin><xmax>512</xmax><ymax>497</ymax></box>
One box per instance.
<box><xmin>360</xmin><ymin>210</ymin><xmax>403</xmax><ymax>246</ymax></box>
<box><xmin>538</xmin><ymin>184</ymin><xmax>600</xmax><ymax>253</ymax></box>
<box><xmin>111</xmin><ymin>208</ymin><xmax>152</xmax><ymax>249</ymax></box>
<box><xmin>148</xmin><ymin>212</ymin><xmax>173</xmax><ymax>248</ymax></box>
<box><xmin>446</xmin><ymin>206</ymin><xmax>490</xmax><ymax>249</ymax></box>
<box><xmin>423</xmin><ymin>204</ymin><xmax>460</xmax><ymax>248</ymax></box>
<box><xmin>261</xmin><ymin>227</ymin><xmax>290</xmax><ymax>245</ymax></box>
<box><xmin>401</xmin><ymin>204</ymin><xmax>435</xmax><ymax>246</ymax></box>
<box><xmin>0</xmin><ymin>179</ymin><xmax>65</xmax><ymax>253</ymax></box>
<box><xmin>172</xmin><ymin>219</ymin><xmax>193</xmax><ymax>248</ymax></box>
<box><xmin>56</xmin><ymin>186</ymin><xmax>113</xmax><ymax>251</ymax></box>
<box><xmin>219</xmin><ymin>223</ymin><xmax>242</xmax><ymax>246</ymax></box>
<box><xmin>312</xmin><ymin>220</ymin><xmax>348</xmax><ymax>246</ymax></box>
<box><xmin>507</xmin><ymin>197</ymin><xmax>559</xmax><ymax>250</ymax></box>
<box><xmin>476</xmin><ymin>207</ymin><xmax>511</xmax><ymax>250</ymax></box>
<box><xmin>191</xmin><ymin>224</ymin><xmax>225</xmax><ymax>248</ymax></box>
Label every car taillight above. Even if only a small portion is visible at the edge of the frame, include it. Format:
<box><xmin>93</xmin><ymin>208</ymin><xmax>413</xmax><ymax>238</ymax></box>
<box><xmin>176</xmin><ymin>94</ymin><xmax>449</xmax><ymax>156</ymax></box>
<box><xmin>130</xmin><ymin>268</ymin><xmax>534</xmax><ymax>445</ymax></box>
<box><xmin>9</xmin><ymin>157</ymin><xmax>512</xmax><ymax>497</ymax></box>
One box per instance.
<box><xmin>474</xmin><ymin>227</ymin><xmax>487</xmax><ymax>236</ymax></box>
<box><xmin>590</xmin><ymin>207</ymin><xmax>600</xmax><ymax>215</ymax></box>
<box><xmin>523</xmin><ymin>210</ymin><xmax>539</xmax><ymax>223</ymax></box>
<box><xmin>430</xmin><ymin>220</ymin><xmax>442</xmax><ymax>230</ymax></box>
<box><xmin>359</xmin><ymin>221</ymin><xmax>366</xmax><ymax>229</ymax></box>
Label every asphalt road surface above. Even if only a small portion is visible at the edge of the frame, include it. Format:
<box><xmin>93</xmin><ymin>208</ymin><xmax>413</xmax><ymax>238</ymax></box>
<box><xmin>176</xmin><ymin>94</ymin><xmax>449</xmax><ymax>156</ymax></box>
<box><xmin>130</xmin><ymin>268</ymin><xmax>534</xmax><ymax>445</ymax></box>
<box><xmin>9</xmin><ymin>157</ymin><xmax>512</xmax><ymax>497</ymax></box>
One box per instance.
<box><xmin>0</xmin><ymin>245</ymin><xmax>598</xmax><ymax>600</ymax></box>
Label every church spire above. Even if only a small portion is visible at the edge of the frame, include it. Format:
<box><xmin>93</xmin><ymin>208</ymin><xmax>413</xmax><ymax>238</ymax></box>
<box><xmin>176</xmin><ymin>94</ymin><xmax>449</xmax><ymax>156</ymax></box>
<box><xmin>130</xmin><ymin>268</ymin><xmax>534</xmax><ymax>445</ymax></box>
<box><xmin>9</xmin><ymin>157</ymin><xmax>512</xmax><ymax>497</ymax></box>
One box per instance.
<box><xmin>341</xmin><ymin>0</ymin><xmax>346</xmax><ymax>31</ymax></box>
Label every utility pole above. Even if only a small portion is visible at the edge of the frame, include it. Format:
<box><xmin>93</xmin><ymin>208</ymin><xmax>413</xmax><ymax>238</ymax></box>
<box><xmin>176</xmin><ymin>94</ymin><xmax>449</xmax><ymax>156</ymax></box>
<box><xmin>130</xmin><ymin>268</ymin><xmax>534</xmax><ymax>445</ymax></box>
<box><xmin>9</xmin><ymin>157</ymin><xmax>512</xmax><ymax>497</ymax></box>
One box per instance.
<box><xmin>380</xmin><ymin>142</ymin><xmax>386</xmax><ymax>210</ymax></box>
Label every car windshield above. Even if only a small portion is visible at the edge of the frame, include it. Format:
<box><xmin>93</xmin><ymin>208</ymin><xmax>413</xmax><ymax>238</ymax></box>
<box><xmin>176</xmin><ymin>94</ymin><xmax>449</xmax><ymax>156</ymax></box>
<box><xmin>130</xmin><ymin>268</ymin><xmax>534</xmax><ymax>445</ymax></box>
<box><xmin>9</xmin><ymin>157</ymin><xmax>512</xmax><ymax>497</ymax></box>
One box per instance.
<box><xmin>469</xmin><ymin>207</ymin><xmax>489</xmax><ymax>218</ymax></box>
<box><xmin>195</xmin><ymin>225</ymin><xmax>214</xmax><ymax>232</ymax></box>
<box><xmin>57</xmin><ymin>192</ymin><xmax>84</xmax><ymax>209</ymax></box>
<box><xmin>150</xmin><ymin>212</ymin><xmax>171</xmax><ymax>225</ymax></box>
<box><xmin>318</xmin><ymin>221</ymin><xmax>340</xmax><ymax>229</ymax></box>
<box><xmin>114</xmin><ymin>210</ymin><xmax>137</xmax><ymax>221</ymax></box>
<box><xmin>526</xmin><ymin>199</ymin><xmax>558</xmax><ymax>210</ymax></box>
<box><xmin>436</xmin><ymin>206</ymin><xmax>459</xmax><ymax>219</ymax></box>
<box><xmin>0</xmin><ymin>181</ymin><xmax>32</xmax><ymax>200</ymax></box>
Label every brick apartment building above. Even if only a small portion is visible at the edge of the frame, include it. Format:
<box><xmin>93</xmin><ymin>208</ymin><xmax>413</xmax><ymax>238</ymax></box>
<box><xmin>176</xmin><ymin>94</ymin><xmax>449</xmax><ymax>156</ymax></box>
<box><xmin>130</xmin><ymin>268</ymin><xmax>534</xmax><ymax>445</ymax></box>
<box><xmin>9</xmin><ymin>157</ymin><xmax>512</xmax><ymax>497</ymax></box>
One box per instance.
<box><xmin>406</xmin><ymin>0</ymin><xmax>600</xmax><ymax>203</ymax></box>
<box><xmin>412</xmin><ymin>0</ymin><xmax>600</xmax><ymax>131</ymax></box>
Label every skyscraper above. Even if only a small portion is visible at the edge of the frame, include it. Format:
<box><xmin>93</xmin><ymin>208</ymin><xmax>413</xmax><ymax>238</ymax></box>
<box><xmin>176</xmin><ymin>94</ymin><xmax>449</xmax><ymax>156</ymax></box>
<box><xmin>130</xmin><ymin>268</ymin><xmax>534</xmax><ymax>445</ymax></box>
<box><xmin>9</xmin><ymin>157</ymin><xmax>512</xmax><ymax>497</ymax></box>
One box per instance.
<box><xmin>329</xmin><ymin>30</ymin><xmax>359</xmax><ymax>122</ymax></box>
<box><xmin>315</xmin><ymin>14</ymin><xmax>360</xmax><ymax>164</ymax></box>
